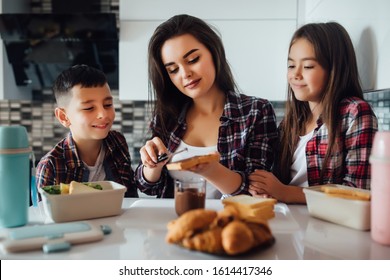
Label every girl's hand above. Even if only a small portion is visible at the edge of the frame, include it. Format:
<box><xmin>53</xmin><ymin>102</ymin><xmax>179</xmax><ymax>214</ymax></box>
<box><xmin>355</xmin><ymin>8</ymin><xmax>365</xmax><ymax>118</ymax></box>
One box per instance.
<box><xmin>248</xmin><ymin>188</ymin><xmax>273</xmax><ymax>199</ymax></box>
<box><xmin>249</xmin><ymin>169</ymin><xmax>286</xmax><ymax>201</ymax></box>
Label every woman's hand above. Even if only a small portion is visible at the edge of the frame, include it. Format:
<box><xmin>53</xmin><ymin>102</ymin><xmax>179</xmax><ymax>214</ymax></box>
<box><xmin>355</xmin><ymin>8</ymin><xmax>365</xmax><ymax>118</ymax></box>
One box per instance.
<box><xmin>187</xmin><ymin>152</ymin><xmax>220</xmax><ymax>177</ymax></box>
<box><xmin>140</xmin><ymin>137</ymin><xmax>168</xmax><ymax>168</ymax></box>
<box><xmin>139</xmin><ymin>137</ymin><xmax>168</xmax><ymax>183</ymax></box>
<box><xmin>249</xmin><ymin>169</ymin><xmax>287</xmax><ymax>201</ymax></box>
<box><xmin>188</xmin><ymin>151</ymin><xmax>243</xmax><ymax>195</ymax></box>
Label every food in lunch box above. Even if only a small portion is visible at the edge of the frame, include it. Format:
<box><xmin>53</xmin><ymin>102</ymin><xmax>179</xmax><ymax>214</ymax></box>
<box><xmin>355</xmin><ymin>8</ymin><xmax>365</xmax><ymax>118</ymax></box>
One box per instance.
<box><xmin>41</xmin><ymin>185</ymin><xmax>62</xmax><ymax>194</ymax></box>
<box><xmin>69</xmin><ymin>181</ymin><xmax>102</xmax><ymax>194</ymax></box>
<box><xmin>320</xmin><ymin>186</ymin><xmax>371</xmax><ymax>201</ymax></box>
<box><xmin>222</xmin><ymin>194</ymin><xmax>277</xmax><ymax>222</ymax></box>
<box><xmin>42</xmin><ymin>181</ymin><xmax>103</xmax><ymax>195</ymax></box>
<box><xmin>166</xmin><ymin>207</ymin><xmax>274</xmax><ymax>255</ymax></box>
<box><xmin>60</xmin><ymin>183</ymin><xmax>70</xmax><ymax>194</ymax></box>
<box><xmin>166</xmin><ymin>153</ymin><xmax>220</xmax><ymax>170</ymax></box>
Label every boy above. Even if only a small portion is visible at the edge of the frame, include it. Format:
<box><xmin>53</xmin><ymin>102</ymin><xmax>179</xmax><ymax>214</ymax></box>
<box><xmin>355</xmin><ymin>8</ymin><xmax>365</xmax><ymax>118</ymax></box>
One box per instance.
<box><xmin>36</xmin><ymin>64</ymin><xmax>138</xmax><ymax>197</ymax></box>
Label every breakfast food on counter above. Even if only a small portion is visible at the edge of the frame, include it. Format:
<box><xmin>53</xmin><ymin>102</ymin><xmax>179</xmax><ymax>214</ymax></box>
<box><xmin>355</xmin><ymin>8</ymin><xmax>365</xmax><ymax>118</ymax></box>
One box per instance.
<box><xmin>222</xmin><ymin>194</ymin><xmax>277</xmax><ymax>222</ymax></box>
<box><xmin>166</xmin><ymin>209</ymin><xmax>217</xmax><ymax>243</ymax></box>
<box><xmin>182</xmin><ymin>227</ymin><xmax>224</xmax><ymax>254</ymax></box>
<box><xmin>166</xmin><ymin>153</ymin><xmax>220</xmax><ymax>170</ymax></box>
<box><xmin>320</xmin><ymin>186</ymin><xmax>371</xmax><ymax>201</ymax></box>
<box><xmin>69</xmin><ymin>181</ymin><xmax>102</xmax><ymax>194</ymax></box>
<box><xmin>42</xmin><ymin>181</ymin><xmax>103</xmax><ymax>195</ymax></box>
<box><xmin>166</xmin><ymin>207</ymin><xmax>275</xmax><ymax>256</ymax></box>
<box><xmin>221</xmin><ymin>220</ymin><xmax>254</xmax><ymax>255</ymax></box>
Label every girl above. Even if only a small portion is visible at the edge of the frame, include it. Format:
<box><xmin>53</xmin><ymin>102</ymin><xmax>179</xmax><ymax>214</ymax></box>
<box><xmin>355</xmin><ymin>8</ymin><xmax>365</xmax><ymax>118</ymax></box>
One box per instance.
<box><xmin>135</xmin><ymin>14</ymin><xmax>278</xmax><ymax>198</ymax></box>
<box><xmin>249</xmin><ymin>22</ymin><xmax>378</xmax><ymax>204</ymax></box>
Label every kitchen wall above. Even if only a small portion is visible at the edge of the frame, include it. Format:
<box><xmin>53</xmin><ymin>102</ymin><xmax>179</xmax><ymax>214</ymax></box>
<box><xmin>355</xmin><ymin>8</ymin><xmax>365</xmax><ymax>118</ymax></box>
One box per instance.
<box><xmin>119</xmin><ymin>0</ymin><xmax>390</xmax><ymax>101</ymax></box>
<box><xmin>0</xmin><ymin>89</ymin><xmax>389</xmax><ymax>167</ymax></box>
<box><xmin>299</xmin><ymin>0</ymin><xmax>390</xmax><ymax>91</ymax></box>
<box><xmin>119</xmin><ymin>0</ymin><xmax>297</xmax><ymax>101</ymax></box>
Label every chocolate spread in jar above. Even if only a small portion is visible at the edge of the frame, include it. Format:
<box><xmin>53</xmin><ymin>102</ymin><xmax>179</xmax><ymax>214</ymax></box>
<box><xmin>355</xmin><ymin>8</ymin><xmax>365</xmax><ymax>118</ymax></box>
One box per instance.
<box><xmin>175</xmin><ymin>187</ymin><xmax>206</xmax><ymax>216</ymax></box>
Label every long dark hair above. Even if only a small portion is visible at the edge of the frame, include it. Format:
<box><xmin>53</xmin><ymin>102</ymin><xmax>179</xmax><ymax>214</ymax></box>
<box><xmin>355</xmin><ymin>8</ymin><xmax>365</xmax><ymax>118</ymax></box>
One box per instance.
<box><xmin>147</xmin><ymin>14</ymin><xmax>237</xmax><ymax>142</ymax></box>
<box><xmin>277</xmin><ymin>22</ymin><xmax>364</xmax><ymax>184</ymax></box>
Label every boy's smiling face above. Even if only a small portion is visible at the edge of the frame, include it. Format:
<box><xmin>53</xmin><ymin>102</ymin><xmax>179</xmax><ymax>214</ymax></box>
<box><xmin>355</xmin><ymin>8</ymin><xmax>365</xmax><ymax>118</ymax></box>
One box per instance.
<box><xmin>57</xmin><ymin>83</ymin><xmax>115</xmax><ymax>143</ymax></box>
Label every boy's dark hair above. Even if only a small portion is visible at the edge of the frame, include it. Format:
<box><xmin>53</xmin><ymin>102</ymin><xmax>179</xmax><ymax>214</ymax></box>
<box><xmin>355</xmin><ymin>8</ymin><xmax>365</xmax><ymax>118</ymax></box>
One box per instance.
<box><xmin>53</xmin><ymin>64</ymin><xmax>108</xmax><ymax>106</ymax></box>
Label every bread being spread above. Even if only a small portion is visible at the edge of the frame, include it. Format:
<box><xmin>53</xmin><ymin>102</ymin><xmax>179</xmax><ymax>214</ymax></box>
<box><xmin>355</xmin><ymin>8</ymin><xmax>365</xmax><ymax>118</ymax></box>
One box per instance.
<box><xmin>166</xmin><ymin>153</ymin><xmax>220</xmax><ymax>170</ymax></box>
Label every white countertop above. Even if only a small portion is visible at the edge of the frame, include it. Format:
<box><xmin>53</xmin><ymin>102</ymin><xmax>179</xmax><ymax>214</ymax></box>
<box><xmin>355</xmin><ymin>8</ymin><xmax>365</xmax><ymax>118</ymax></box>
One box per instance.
<box><xmin>1</xmin><ymin>198</ymin><xmax>390</xmax><ymax>260</ymax></box>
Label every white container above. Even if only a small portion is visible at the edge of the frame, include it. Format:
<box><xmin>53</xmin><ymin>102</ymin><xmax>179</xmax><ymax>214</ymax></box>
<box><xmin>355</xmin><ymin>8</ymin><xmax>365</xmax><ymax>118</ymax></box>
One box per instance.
<box><xmin>303</xmin><ymin>185</ymin><xmax>371</xmax><ymax>230</ymax></box>
<box><xmin>38</xmin><ymin>181</ymin><xmax>126</xmax><ymax>223</ymax></box>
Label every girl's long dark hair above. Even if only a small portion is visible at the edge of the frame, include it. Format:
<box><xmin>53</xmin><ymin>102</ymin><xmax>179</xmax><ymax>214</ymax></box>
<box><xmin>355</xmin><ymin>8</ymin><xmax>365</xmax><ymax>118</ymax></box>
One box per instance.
<box><xmin>276</xmin><ymin>22</ymin><xmax>364</xmax><ymax>184</ymax></box>
<box><xmin>147</xmin><ymin>14</ymin><xmax>238</xmax><ymax>142</ymax></box>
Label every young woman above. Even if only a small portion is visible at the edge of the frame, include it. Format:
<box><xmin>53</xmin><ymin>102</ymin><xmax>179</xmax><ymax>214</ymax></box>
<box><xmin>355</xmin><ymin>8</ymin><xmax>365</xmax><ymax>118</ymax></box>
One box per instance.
<box><xmin>249</xmin><ymin>22</ymin><xmax>378</xmax><ymax>204</ymax></box>
<box><xmin>135</xmin><ymin>14</ymin><xmax>278</xmax><ymax>198</ymax></box>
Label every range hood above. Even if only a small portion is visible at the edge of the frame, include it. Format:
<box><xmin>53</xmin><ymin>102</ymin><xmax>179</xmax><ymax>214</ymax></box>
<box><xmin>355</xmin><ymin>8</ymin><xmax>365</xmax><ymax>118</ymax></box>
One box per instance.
<box><xmin>0</xmin><ymin>13</ymin><xmax>118</xmax><ymax>89</ymax></box>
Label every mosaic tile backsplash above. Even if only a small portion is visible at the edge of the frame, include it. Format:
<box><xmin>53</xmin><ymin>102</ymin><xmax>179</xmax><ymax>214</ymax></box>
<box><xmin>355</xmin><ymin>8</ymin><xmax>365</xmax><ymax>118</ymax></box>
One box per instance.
<box><xmin>0</xmin><ymin>88</ymin><xmax>389</xmax><ymax>168</ymax></box>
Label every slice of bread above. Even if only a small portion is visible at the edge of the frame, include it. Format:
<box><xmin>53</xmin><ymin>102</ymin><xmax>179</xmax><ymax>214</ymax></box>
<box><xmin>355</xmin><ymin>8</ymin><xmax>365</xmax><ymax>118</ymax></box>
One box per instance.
<box><xmin>223</xmin><ymin>195</ymin><xmax>276</xmax><ymax>209</ymax></box>
<box><xmin>69</xmin><ymin>181</ymin><xmax>101</xmax><ymax>194</ymax></box>
<box><xmin>222</xmin><ymin>195</ymin><xmax>277</xmax><ymax>222</ymax></box>
<box><xmin>166</xmin><ymin>153</ymin><xmax>220</xmax><ymax>170</ymax></box>
<box><xmin>320</xmin><ymin>186</ymin><xmax>371</xmax><ymax>201</ymax></box>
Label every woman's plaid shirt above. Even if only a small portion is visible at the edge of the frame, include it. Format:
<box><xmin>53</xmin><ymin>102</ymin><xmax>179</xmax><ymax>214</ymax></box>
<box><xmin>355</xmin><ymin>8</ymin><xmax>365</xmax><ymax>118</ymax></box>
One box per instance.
<box><xmin>135</xmin><ymin>91</ymin><xmax>278</xmax><ymax>198</ymax></box>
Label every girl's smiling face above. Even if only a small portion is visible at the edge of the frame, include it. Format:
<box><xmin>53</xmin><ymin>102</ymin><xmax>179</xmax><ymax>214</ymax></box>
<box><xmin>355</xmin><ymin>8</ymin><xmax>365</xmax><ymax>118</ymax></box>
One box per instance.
<box><xmin>287</xmin><ymin>38</ymin><xmax>328</xmax><ymax>105</ymax></box>
<box><xmin>161</xmin><ymin>33</ymin><xmax>218</xmax><ymax>99</ymax></box>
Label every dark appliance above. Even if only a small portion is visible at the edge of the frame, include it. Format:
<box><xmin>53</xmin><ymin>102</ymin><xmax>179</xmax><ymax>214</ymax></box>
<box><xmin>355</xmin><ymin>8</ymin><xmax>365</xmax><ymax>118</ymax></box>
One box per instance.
<box><xmin>0</xmin><ymin>13</ymin><xmax>118</xmax><ymax>89</ymax></box>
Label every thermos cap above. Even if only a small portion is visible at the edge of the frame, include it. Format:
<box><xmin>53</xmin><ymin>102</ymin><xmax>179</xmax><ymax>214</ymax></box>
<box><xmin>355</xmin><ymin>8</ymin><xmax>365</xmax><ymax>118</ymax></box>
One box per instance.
<box><xmin>0</xmin><ymin>125</ymin><xmax>30</xmax><ymax>150</ymax></box>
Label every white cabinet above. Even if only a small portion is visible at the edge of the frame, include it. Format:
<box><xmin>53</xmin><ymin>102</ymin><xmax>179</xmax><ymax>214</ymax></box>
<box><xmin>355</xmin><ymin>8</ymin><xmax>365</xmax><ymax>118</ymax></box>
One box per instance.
<box><xmin>119</xmin><ymin>0</ymin><xmax>297</xmax><ymax>101</ymax></box>
<box><xmin>211</xmin><ymin>20</ymin><xmax>295</xmax><ymax>100</ymax></box>
<box><xmin>300</xmin><ymin>0</ymin><xmax>390</xmax><ymax>91</ymax></box>
<box><xmin>119</xmin><ymin>21</ymin><xmax>160</xmax><ymax>101</ymax></box>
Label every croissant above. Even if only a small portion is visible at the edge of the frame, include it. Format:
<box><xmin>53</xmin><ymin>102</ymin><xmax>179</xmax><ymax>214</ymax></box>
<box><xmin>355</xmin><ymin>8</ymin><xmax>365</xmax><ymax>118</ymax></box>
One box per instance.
<box><xmin>165</xmin><ymin>208</ymin><xmax>275</xmax><ymax>256</ymax></box>
<box><xmin>166</xmin><ymin>209</ymin><xmax>217</xmax><ymax>243</ymax></box>
<box><xmin>211</xmin><ymin>205</ymin><xmax>239</xmax><ymax>228</ymax></box>
<box><xmin>246</xmin><ymin>222</ymin><xmax>275</xmax><ymax>247</ymax></box>
<box><xmin>182</xmin><ymin>227</ymin><xmax>224</xmax><ymax>254</ymax></box>
<box><xmin>221</xmin><ymin>220</ymin><xmax>254</xmax><ymax>255</ymax></box>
